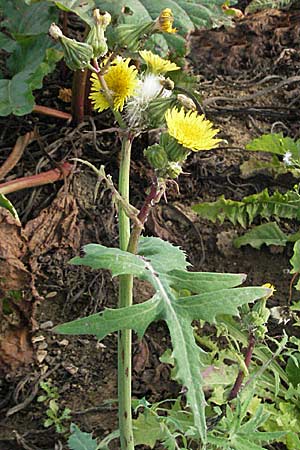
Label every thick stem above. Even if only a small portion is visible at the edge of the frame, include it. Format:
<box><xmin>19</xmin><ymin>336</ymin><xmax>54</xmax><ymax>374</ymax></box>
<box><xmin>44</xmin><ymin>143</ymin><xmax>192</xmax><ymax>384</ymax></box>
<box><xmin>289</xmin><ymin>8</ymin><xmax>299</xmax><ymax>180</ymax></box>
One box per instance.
<box><xmin>118</xmin><ymin>135</ymin><xmax>134</xmax><ymax>450</ymax></box>
<box><xmin>71</xmin><ymin>69</ymin><xmax>88</xmax><ymax>125</ymax></box>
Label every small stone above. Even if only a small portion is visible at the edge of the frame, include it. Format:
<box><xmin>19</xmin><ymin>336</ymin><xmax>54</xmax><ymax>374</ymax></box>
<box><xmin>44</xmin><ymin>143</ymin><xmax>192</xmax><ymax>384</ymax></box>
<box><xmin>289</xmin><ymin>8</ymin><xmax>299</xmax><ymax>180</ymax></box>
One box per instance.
<box><xmin>32</xmin><ymin>335</ymin><xmax>45</xmax><ymax>344</ymax></box>
<box><xmin>96</xmin><ymin>342</ymin><xmax>106</xmax><ymax>350</ymax></box>
<box><xmin>38</xmin><ymin>342</ymin><xmax>48</xmax><ymax>350</ymax></box>
<box><xmin>45</xmin><ymin>291</ymin><xmax>58</xmax><ymax>299</ymax></box>
<box><xmin>40</xmin><ymin>321</ymin><xmax>54</xmax><ymax>330</ymax></box>
<box><xmin>63</xmin><ymin>364</ymin><xmax>78</xmax><ymax>375</ymax></box>
<box><xmin>58</xmin><ymin>339</ymin><xmax>69</xmax><ymax>347</ymax></box>
<box><xmin>37</xmin><ymin>350</ymin><xmax>47</xmax><ymax>363</ymax></box>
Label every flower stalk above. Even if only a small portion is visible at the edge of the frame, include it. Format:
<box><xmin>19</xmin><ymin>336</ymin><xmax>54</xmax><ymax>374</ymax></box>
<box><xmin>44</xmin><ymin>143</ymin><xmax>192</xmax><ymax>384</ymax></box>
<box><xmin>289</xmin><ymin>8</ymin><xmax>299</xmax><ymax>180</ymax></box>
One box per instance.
<box><xmin>118</xmin><ymin>134</ymin><xmax>135</xmax><ymax>450</ymax></box>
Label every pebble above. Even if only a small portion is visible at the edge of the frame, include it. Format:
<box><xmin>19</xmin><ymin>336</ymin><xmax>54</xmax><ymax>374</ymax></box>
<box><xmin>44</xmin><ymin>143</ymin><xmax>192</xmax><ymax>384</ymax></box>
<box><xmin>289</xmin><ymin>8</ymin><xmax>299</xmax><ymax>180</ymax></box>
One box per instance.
<box><xmin>63</xmin><ymin>364</ymin><xmax>79</xmax><ymax>375</ymax></box>
<box><xmin>40</xmin><ymin>321</ymin><xmax>54</xmax><ymax>330</ymax></box>
<box><xmin>45</xmin><ymin>291</ymin><xmax>58</xmax><ymax>299</ymax></box>
<box><xmin>37</xmin><ymin>350</ymin><xmax>47</xmax><ymax>363</ymax></box>
<box><xmin>32</xmin><ymin>335</ymin><xmax>45</xmax><ymax>344</ymax></box>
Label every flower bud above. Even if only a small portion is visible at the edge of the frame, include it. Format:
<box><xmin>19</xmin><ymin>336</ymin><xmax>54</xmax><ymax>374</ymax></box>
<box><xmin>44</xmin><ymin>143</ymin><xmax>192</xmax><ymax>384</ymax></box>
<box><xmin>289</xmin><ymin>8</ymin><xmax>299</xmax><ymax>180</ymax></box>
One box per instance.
<box><xmin>166</xmin><ymin>162</ymin><xmax>183</xmax><ymax>178</ymax></box>
<box><xmin>161</xmin><ymin>77</ymin><xmax>174</xmax><ymax>91</ymax></box>
<box><xmin>160</xmin><ymin>133</ymin><xmax>189</xmax><ymax>162</ymax></box>
<box><xmin>49</xmin><ymin>23</ymin><xmax>94</xmax><ymax>71</ymax></box>
<box><xmin>144</xmin><ymin>144</ymin><xmax>168</xmax><ymax>169</ymax></box>
<box><xmin>85</xmin><ymin>9</ymin><xmax>111</xmax><ymax>58</ymax></box>
<box><xmin>177</xmin><ymin>94</ymin><xmax>196</xmax><ymax>111</ymax></box>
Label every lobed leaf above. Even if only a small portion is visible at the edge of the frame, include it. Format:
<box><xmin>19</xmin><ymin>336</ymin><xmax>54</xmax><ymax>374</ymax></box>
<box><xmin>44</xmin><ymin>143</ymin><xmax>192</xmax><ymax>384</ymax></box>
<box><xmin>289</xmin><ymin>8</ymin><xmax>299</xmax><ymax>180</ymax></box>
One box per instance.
<box><xmin>57</xmin><ymin>237</ymin><xmax>270</xmax><ymax>445</ymax></box>
<box><xmin>193</xmin><ymin>188</ymin><xmax>300</xmax><ymax>227</ymax></box>
<box><xmin>246</xmin><ymin>133</ymin><xmax>300</xmax><ymax>158</ymax></box>
<box><xmin>234</xmin><ymin>222</ymin><xmax>288</xmax><ymax>250</ymax></box>
<box><xmin>68</xmin><ymin>423</ymin><xmax>98</xmax><ymax>450</ymax></box>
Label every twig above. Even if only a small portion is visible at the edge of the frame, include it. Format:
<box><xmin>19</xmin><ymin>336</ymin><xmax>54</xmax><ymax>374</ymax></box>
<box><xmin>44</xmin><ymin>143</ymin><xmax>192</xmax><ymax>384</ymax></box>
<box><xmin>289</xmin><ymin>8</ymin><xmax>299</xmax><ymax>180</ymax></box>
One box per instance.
<box><xmin>0</xmin><ymin>131</ymin><xmax>36</xmax><ymax>180</ymax></box>
<box><xmin>6</xmin><ymin>364</ymin><xmax>60</xmax><ymax>417</ymax></box>
<box><xmin>203</xmin><ymin>75</ymin><xmax>300</xmax><ymax>109</ymax></box>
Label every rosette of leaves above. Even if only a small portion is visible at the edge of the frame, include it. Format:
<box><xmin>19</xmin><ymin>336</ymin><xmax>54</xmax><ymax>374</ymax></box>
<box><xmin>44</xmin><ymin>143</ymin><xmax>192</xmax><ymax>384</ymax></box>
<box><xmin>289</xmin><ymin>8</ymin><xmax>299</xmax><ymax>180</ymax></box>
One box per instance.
<box><xmin>54</xmin><ymin>236</ymin><xmax>269</xmax><ymax>445</ymax></box>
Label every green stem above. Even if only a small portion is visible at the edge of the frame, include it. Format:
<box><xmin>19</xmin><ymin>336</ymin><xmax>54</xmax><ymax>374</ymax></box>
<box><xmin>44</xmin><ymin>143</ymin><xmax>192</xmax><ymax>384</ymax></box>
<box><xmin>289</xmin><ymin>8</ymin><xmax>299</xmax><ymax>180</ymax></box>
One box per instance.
<box><xmin>118</xmin><ymin>135</ymin><xmax>134</xmax><ymax>450</ymax></box>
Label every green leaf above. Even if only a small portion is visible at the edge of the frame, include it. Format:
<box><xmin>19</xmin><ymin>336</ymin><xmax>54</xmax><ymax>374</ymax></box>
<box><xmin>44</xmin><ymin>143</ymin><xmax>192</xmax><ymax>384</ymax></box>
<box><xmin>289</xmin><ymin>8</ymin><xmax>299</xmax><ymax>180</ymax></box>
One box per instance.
<box><xmin>231</xmin><ymin>436</ymin><xmax>268</xmax><ymax>450</ymax></box>
<box><xmin>193</xmin><ymin>188</ymin><xmax>300</xmax><ymax>228</ymax></box>
<box><xmin>100</xmin><ymin>0</ymin><xmax>233</xmax><ymax>55</ymax></box>
<box><xmin>49</xmin><ymin>0</ymin><xmax>95</xmax><ymax>26</ymax></box>
<box><xmin>55</xmin><ymin>237</ymin><xmax>270</xmax><ymax>445</ymax></box>
<box><xmin>246</xmin><ymin>133</ymin><xmax>300</xmax><ymax>157</ymax></box>
<box><xmin>290</xmin><ymin>240</ymin><xmax>300</xmax><ymax>274</ymax></box>
<box><xmin>0</xmin><ymin>73</ymin><xmax>34</xmax><ymax>116</ymax></box>
<box><xmin>0</xmin><ymin>45</ymin><xmax>62</xmax><ymax>117</ymax></box>
<box><xmin>0</xmin><ymin>32</ymin><xmax>17</xmax><ymax>52</ymax></box>
<box><xmin>54</xmin><ymin>294</ymin><xmax>163</xmax><ymax>340</ymax></box>
<box><xmin>165</xmin><ymin>270</ymin><xmax>246</xmax><ymax>294</ymax></box>
<box><xmin>0</xmin><ymin>194</ymin><xmax>20</xmax><ymax>223</ymax></box>
<box><xmin>138</xmin><ymin>236</ymin><xmax>190</xmax><ymax>273</ymax></box>
<box><xmin>133</xmin><ymin>412</ymin><xmax>165</xmax><ymax>448</ymax></box>
<box><xmin>245</xmin><ymin>0</ymin><xmax>297</xmax><ymax>13</ymax></box>
<box><xmin>174</xmin><ymin>287</ymin><xmax>268</xmax><ymax>322</ymax></box>
<box><xmin>286</xmin><ymin>353</ymin><xmax>300</xmax><ymax>387</ymax></box>
<box><xmin>0</xmin><ymin>0</ymin><xmax>58</xmax><ymax>36</ymax></box>
<box><xmin>68</xmin><ymin>423</ymin><xmax>98</xmax><ymax>450</ymax></box>
<box><xmin>234</xmin><ymin>222</ymin><xmax>288</xmax><ymax>250</ymax></box>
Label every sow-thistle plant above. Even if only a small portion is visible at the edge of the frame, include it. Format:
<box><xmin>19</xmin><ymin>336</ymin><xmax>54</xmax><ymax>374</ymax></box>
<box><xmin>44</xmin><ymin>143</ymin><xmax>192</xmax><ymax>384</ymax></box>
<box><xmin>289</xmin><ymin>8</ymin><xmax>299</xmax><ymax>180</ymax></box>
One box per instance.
<box><xmin>50</xmin><ymin>8</ymin><xmax>271</xmax><ymax>450</ymax></box>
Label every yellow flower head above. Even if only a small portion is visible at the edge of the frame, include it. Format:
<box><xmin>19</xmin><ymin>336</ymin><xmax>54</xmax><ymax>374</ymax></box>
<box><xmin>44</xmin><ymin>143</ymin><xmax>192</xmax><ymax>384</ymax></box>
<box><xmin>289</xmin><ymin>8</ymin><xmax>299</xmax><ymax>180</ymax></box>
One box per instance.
<box><xmin>165</xmin><ymin>107</ymin><xmax>221</xmax><ymax>152</ymax></box>
<box><xmin>89</xmin><ymin>57</ymin><xmax>138</xmax><ymax>112</ymax></box>
<box><xmin>155</xmin><ymin>8</ymin><xmax>177</xmax><ymax>34</ymax></box>
<box><xmin>139</xmin><ymin>50</ymin><xmax>180</xmax><ymax>74</ymax></box>
<box><xmin>262</xmin><ymin>283</ymin><xmax>276</xmax><ymax>298</ymax></box>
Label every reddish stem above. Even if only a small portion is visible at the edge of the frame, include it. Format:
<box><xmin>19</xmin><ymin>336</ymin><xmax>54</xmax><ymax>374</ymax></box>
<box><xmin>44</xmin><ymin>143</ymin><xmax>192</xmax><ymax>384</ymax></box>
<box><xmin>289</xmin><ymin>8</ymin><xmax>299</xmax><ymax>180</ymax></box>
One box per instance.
<box><xmin>0</xmin><ymin>162</ymin><xmax>73</xmax><ymax>195</ymax></box>
<box><xmin>33</xmin><ymin>105</ymin><xmax>72</xmax><ymax>121</ymax></box>
<box><xmin>228</xmin><ymin>332</ymin><xmax>255</xmax><ymax>401</ymax></box>
<box><xmin>71</xmin><ymin>69</ymin><xmax>88</xmax><ymax>125</ymax></box>
<box><xmin>137</xmin><ymin>180</ymin><xmax>161</xmax><ymax>225</ymax></box>
<box><xmin>127</xmin><ymin>179</ymin><xmax>161</xmax><ymax>254</ymax></box>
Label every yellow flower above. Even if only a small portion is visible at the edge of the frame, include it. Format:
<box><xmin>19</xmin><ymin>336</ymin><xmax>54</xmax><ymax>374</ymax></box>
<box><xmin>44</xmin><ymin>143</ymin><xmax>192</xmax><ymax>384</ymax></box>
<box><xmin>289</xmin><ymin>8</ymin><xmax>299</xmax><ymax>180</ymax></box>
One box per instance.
<box><xmin>89</xmin><ymin>58</ymin><xmax>138</xmax><ymax>112</ymax></box>
<box><xmin>262</xmin><ymin>283</ymin><xmax>276</xmax><ymax>298</ymax></box>
<box><xmin>165</xmin><ymin>107</ymin><xmax>221</xmax><ymax>151</ymax></box>
<box><xmin>139</xmin><ymin>50</ymin><xmax>180</xmax><ymax>74</ymax></box>
<box><xmin>155</xmin><ymin>8</ymin><xmax>177</xmax><ymax>34</ymax></box>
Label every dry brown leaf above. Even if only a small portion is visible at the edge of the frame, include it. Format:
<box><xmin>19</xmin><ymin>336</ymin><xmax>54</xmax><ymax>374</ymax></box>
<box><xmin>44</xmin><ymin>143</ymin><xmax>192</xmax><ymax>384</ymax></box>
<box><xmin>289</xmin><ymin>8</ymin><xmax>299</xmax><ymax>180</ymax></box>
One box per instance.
<box><xmin>0</xmin><ymin>208</ymin><xmax>30</xmax><ymax>293</ymax></box>
<box><xmin>24</xmin><ymin>190</ymin><xmax>81</xmax><ymax>273</ymax></box>
<box><xmin>0</xmin><ymin>327</ymin><xmax>33</xmax><ymax>375</ymax></box>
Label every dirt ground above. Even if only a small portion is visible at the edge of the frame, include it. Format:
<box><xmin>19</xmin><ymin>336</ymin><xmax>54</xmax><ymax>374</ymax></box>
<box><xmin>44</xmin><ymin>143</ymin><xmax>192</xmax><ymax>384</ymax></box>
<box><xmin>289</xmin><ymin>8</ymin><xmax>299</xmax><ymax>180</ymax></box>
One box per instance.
<box><xmin>1</xmin><ymin>5</ymin><xmax>300</xmax><ymax>450</ymax></box>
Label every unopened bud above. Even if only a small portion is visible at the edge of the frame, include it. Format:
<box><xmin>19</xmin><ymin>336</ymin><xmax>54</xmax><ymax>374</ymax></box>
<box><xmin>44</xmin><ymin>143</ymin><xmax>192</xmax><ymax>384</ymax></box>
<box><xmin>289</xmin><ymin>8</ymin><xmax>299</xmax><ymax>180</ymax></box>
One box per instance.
<box><xmin>166</xmin><ymin>162</ymin><xmax>182</xmax><ymax>178</ymax></box>
<box><xmin>49</xmin><ymin>23</ymin><xmax>63</xmax><ymax>40</ymax></box>
<box><xmin>144</xmin><ymin>144</ymin><xmax>168</xmax><ymax>170</ymax></box>
<box><xmin>49</xmin><ymin>23</ymin><xmax>94</xmax><ymax>71</ymax></box>
<box><xmin>86</xmin><ymin>10</ymin><xmax>111</xmax><ymax>58</ymax></box>
<box><xmin>177</xmin><ymin>94</ymin><xmax>196</xmax><ymax>111</ymax></box>
<box><xmin>161</xmin><ymin>78</ymin><xmax>174</xmax><ymax>91</ymax></box>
